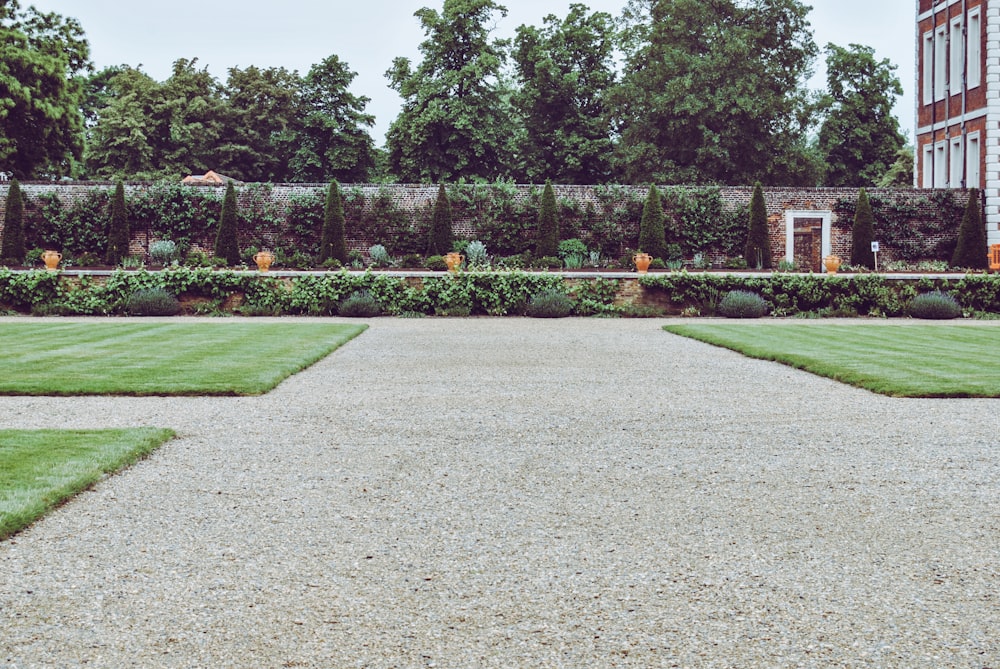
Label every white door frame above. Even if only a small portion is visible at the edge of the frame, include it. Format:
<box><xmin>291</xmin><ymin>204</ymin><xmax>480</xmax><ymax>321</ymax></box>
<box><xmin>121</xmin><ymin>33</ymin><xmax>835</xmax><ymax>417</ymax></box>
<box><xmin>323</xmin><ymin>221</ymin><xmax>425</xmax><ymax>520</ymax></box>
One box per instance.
<box><xmin>784</xmin><ymin>210</ymin><xmax>833</xmax><ymax>265</ymax></box>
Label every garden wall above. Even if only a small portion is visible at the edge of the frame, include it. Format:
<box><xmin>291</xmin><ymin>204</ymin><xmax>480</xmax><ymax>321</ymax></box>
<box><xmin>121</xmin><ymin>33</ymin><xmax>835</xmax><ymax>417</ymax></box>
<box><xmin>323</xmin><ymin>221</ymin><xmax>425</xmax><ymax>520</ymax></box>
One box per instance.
<box><xmin>0</xmin><ymin>182</ymin><xmax>973</xmax><ymax>269</ymax></box>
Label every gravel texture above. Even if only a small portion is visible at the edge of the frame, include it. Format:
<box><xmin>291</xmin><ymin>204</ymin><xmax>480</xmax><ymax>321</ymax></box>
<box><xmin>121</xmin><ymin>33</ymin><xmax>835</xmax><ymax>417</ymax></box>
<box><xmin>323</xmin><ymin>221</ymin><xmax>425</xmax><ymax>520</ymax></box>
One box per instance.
<box><xmin>1</xmin><ymin>317</ymin><xmax>999</xmax><ymax>668</ymax></box>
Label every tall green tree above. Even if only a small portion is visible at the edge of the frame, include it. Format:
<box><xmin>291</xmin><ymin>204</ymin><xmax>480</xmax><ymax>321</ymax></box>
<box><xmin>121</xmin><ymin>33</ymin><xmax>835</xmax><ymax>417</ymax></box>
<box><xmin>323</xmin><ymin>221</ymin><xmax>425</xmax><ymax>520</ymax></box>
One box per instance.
<box><xmin>511</xmin><ymin>4</ymin><xmax>616</xmax><ymax>184</ymax></box>
<box><xmin>951</xmin><ymin>189</ymin><xmax>987</xmax><ymax>270</ymax></box>
<box><xmin>289</xmin><ymin>55</ymin><xmax>375</xmax><ymax>183</ymax></box>
<box><xmin>637</xmin><ymin>185</ymin><xmax>667</xmax><ymax>259</ymax></box>
<box><xmin>1</xmin><ymin>178</ymin><xmax>26</xmax><ymax>263</ymax></box>
<box><xmin>744</xmin><ymin>183</ymin><xmax>772</xmax><ymax>269</ymax></box>
<box><xmin>106</xmin><ymin>180</ymin><xmax>129</xmax><ymax>265</ymax></box>
<box><xmin>0</xmin><ymin>1</ymin><xmax>92</xmax><ymax>178</ymax></box>
<box><xmin>84</xmin><ymin>67</ymin><xmax>159</xmax><ymax>178</ymax></box>
<box><xmin>535</xmin><ymin>181</ymin><xmax>559</xmax><ymax>258</ymax></box>
<box><xmin>319</xmin><ymin>181</ymin><xmax>348</xmax><ymax>264</ymax></box>
<box><xmin>386</xmin><ymin>0</ymin><xmax>514</xmax><ymax>182</ymax></box>
<box><xmin>817</xmin><ymin>43</ymin><xmax>906</xmax><ymax>186</ymax></box>
<box><xmin>851</xmin><ymin>188</ymin><xmax>876</xmax><ymax>269</ymax></box>
<box><xmin>611</xmin><ymin>0</ymin><xmax>818</xmax><ymax>185</ymax></box>
<box><xmin>427</xmin><ymin>183</ymin><xmax>454</xmax><ymax>256</ymax></box>
<box><xmin>217</xmin><ymin>65</ymin><xmax>302</xmax><ymax>182</ymax></box>
<box><xmin>214</xmin><ymin>181</ymin><xmax>240</xmax><ymax>265</ymax></box>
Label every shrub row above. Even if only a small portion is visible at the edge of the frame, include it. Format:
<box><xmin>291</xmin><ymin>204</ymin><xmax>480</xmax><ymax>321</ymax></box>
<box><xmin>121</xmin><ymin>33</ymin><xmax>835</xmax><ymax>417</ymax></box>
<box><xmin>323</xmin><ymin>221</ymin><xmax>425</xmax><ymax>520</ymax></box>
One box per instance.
<box><xmin>3</xmin><ymin>268</ymin><xmax>1000</xmax><ymax>318</ymax></box>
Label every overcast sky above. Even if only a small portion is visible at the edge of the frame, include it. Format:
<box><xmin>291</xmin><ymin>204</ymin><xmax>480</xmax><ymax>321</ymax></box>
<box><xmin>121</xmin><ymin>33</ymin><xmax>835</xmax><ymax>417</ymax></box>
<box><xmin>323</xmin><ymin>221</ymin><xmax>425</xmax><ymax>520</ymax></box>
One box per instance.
<box><xmin>30</xmin><ymin>0</ymin><xmax>916</xmax><ymax>146</ymax></box>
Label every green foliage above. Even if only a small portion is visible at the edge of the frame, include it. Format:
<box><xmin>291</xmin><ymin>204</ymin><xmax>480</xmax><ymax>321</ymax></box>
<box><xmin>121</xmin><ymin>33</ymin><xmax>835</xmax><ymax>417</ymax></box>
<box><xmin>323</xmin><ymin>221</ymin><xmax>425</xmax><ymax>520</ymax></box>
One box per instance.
<box><xmin>951</xmin><ymin>189</ymin><xmax>988</xmax><ymax>270</ymax></box>
<box><xmin>526</xmin><ymin>289</ymin><xmax>574</xmax><ymax>318</ymax></box>
<box><xmin>214</xmin><ymin>181</ymin><xmax>240</xmax><ymax>265</ymax></box>
<box><xmin>612</xmin><ymin>0</ymin><xmax>818</xmax><ymax>185</ymax></box>
<box><xmin>909</xmin><ymin>291</ymin><xmax>962</xmax><ymax>320</ymax></box>
<box><xmin>744</xmin><ymin>183</ymin><xmax>772</xmax><ymax>269</ymax></box>
<box><xmin>130</xmin><ymin>181</ymin><xmax>222</xmax><ymax>250</ymax></box>
<box><xmin>851</xmin><ymin>188</ymin><xmax>876</xmax><ymax>269</ymax></box>
<box><xmin>425</xmin><ymin>255</ymin><xmax>448</xmax><ymax>271</ymax></box>
<box><xmin>368</xmin><ymin>244</ymin><xmax>391</xmax><ymax>267</ymax></box>
<box><xmin>32</xmin><ymin>189</ymin><xmax>110</xmax><ymax>256</ymax></box>
<box><xmin>465</xmin><ymin>240</ymin><xmax>488</xmax><ymax>266</ymax></box>
<box><xmin>510</xmin><ymin>5</ymin><xmax>616</xmax><ymax>183</ymax></box>
<box><xmin>149</xmin><ymin>240</ymin><xmax>177</xmax><ymax>265</ymax></box>
<box><xmin>834</xmin><ymin>190</ymin><xmax>963</xmax><ymax>261</ymax></box>
<box><xmin>1</xmin><ymin>178</ymin><xmax>26</xmax><ymax>263</ymax></box>
<box><xmin>638</xmin><ymin>184</ymin><xmax>667</xmax><ymax>259</ymax></box>
<box><xmin>106</xmin><ymin>181</ymin><xmax>129</xmax><ymax>265</ymax></box>
<box><xmin>320</xmin><ymin>181</ymin><xmax>348</xmax><ymax>263</ymax></box>
<box><xmin>536</xmin><ymin>181</ymin><xmax>560</xmax><ymax>258</ymax></box>
<box><xmin>718</xmin><ymin>290</ymin><xmax>768</xmax><ymax>318</ymax></box>
<box><xmin>126</xmin><ymin>288</ymin><xmax>181</xmax><ymax>316</ymax></box>
<box><xmin>428</xmin><ymin>183</ymin><xmax>454</xmax><ymax>256</ymax></box>
<box><xmin>338</xmin><ymin>289</ymin><xmax>382</xmax><ymax>317</ymax></box>
<box><xmin>817</xmin><ymin>44</ymin><xmax>906</xmax><ymax>186</ymax></box>
<box><xmin>557</xmin><ymin>238</ymin><xmax>588</xmax><ymax>258</ymax></box>
<box><xmin>385</xmin><ymin>0</ymin><xmax>513</xmax><ymax>182</ymax></box>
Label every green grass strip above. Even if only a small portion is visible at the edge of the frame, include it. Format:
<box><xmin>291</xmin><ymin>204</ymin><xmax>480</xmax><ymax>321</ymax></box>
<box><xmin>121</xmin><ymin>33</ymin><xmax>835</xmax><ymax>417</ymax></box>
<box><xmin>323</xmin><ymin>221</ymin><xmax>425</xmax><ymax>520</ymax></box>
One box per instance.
<box><xmin>0</xmin><ymin>428</ymin><xmax>175</xmax><ymax>540</ymax></box>
<box><xmin>0</xmin><ymin>322</ymin><xmax>366</xmax><ymax>395</ymax></box>
<box><xmin>664</xmin><ymin>323</ymin><xmax>1000</xmax><ymax>398</ymax></box>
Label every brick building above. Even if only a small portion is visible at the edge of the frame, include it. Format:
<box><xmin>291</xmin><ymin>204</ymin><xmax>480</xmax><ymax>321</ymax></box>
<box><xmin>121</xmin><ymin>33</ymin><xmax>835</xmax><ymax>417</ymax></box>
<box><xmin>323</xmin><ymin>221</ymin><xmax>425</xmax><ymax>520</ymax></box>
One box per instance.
<box><xmin>915</xmin><ymin>0</ymin><xmax>997</xmax><ymax>244</ymax></box>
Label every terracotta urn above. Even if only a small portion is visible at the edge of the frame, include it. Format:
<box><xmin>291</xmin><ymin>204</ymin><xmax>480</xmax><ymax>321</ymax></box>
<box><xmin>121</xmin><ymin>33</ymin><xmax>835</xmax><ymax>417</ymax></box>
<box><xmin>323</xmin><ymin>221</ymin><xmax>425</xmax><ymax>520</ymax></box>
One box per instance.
<box><xmin>633</xmin><ymin>252</ymin><xmax>652</xmax><ymax>274</ymax></box>
<box><xmin>824</xmin><ymin>255</ymin><xmax>841</xmax><ymax>274</ymax></box>
<box><xmin>253</xmin><ymin>251</ymin><xmax>275</xmax><ymax>272</ymax></box>
<box><xmin>41</xmin><ymin>250</ymin><xmax>62</xmax><ymax>271</ymax></box>
<box><xmin>444</xmin><ymin>252</ymin><xmax>464</xmax><ymax>272</ymax></box>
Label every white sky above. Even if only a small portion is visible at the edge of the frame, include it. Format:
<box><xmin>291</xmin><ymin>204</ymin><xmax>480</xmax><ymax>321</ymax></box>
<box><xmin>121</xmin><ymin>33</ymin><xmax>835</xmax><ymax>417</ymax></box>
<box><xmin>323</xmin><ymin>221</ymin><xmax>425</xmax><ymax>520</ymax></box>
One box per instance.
<box><xmin>29</xmin><ymin>0</ymin><xmax>916</xmax><ymax>146</ymax></box>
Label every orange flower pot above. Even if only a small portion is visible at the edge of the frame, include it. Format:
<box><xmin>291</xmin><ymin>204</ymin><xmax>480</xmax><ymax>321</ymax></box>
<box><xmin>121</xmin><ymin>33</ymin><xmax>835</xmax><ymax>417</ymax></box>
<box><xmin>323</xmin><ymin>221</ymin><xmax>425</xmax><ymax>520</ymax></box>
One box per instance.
<box><xmin>824</xmin><ymin>255</ymin><xmax>841</xmax><ymax>274</ymax></box>
<box><xmin>633</xmin><ymin>252</ymin><xmax>652</xmax><ymax>274</ymax></box>
<box><xmin>253</xmin><ymin>251</ymin><xmax>275</xmax><ymax>272</ymax></box>
<box><xmin>444</xmin><ymin>252</ymin><xmax>464</xmax><ymax>272</ymax></box>
<box><xmin>41</xmin><ymin>250</ymin><xmax>62</xmax><ymax>271</ymax></box>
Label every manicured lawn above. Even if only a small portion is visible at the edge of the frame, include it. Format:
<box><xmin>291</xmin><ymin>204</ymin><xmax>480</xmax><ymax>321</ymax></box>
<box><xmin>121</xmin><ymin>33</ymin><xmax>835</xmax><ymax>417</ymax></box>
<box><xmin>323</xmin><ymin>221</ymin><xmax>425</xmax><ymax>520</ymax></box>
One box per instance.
<box><xmin>0</xmin><ymin>321</ymin><xmax>366</xmax><ymax>395</ymax></box>
<box><xmin>664</xmin><ymin>323</ymin><xmax>1000</xmax><ymax>397</ymax></box>
<box><xmin>0</xmin><ymin>428</ymin><xmax>175</xmax><ymax>540</ymax></box>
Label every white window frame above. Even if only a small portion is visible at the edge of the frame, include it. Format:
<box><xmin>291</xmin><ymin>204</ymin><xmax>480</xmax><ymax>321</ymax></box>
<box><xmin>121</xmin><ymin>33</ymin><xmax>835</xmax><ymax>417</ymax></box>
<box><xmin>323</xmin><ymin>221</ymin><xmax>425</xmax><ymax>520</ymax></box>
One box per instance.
<box><xmin>934</xmin><ymin>141</ymin><xmax>948</xmax><ymax>187</ymax></box>
<box><xmin>967</xmin><ymin>8</ymin><xmax>982</xmax><ymax>89</ymax></box>
<box><xmin>922</xmin><ymin>144</ymin><xmax>934</xmax><ymax>188</ymax></box>
<box><xmin>950</xmin><ymin>16</ymin><xmax>964</xmax><ymax>93</ymax></box>
<box><xmin>923</xmin><ymin>31</ymin><xmax>935</xmax><ymax>104</ymax></box>
<box><xmin>935</xmin><ymin>25</ymin><xmax>948</xmax><ymax>101</ymax></box>
<box><xmin>966</xmin><ymin>132</ymin><xmax>981</xmax><ymax>189</ymax></box>
<box><xmin>950</xmin><ymin>137</ymin><xmax>964</xmax><ymax>187</ymax></box>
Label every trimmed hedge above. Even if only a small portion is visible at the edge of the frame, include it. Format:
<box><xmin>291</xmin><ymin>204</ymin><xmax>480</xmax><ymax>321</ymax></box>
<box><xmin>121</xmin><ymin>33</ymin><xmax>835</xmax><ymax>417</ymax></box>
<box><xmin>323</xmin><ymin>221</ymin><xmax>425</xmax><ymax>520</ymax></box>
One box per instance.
<box><xmin>3</xmin><ymin>268</ymin><xmax>1000</xmax><ymax>318</ymax></box>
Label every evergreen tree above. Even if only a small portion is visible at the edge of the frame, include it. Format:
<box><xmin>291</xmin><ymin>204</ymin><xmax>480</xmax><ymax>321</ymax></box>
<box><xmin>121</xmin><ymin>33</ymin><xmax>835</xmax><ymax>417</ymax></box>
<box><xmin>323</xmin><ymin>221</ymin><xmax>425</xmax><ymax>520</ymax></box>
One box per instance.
<box><xmin>951</xmin><ymin>189</ymin><xmax>988</xmax><ymax>269</ymax></box>
<box><xmin>744</xmin><ymin>182</ymin><xmax>772</xmax><ymax>269</ymax></box>
<box><xmin>106</xmin><ymin>181</ymin><xmax>129</xmax><ymax>265</ymax></box>
<box><xmin>319</xmin><ymin>181</ymin><xmax>348</xmax><ymax>263</ymax></box>
<box><xmin>851</xmin><ymin>188</ymin><xmax>876</xmax><ymax>268</ymax></box>
<box><xmin>637</xmin><ymin>184</ymin><xmax>667</xmax><ymax>258</ymax></box>
<box><xmin>535</xmin><ymin>181</ymin><xmax>560</xmax><ymax>258</ymax></box>
<box><xmin>1</xmin><ymin>178</ymin><xmax>26</xmax><ymax>263</ymax></box>
<box><xmin>427</xmin><ymin>183</ymin><xmax>453</xmax><ymax>256</ymax></box>
<box><xmin>214</xmin><ymin>181</ymin><xmax>240</xmax><ymax>265</ymax></box>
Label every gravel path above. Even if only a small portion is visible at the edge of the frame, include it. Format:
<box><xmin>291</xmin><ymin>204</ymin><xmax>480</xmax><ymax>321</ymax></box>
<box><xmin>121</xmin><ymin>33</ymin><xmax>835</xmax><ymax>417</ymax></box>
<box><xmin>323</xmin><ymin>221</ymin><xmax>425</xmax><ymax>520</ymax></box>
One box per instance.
<box><xmin>1</xmin><ymin>317</ymin><xmax>998</xmax><ymax>668</ymax></box>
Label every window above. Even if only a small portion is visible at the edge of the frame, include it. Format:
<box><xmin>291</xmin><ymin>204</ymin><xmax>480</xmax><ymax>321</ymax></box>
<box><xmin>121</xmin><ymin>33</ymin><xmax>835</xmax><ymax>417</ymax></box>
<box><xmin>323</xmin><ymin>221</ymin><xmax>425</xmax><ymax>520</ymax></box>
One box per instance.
<box><xmin>968</xmin><ymin>8</ymin><xmax>982</xmax><ymax>89</ymax></box>
<box><xmin>951</xmin><ymin>17</ymin><xmax>964</xmax><ymax>92</ymax></box>
<box><xmin>967</xmin><ymin>133</ymin><xmax>981</xmax><ymax>189</ymax></box>
<box><xmin>935</xmin><ymin>26</ymin><xmax>947</xmax><ymax>100</ymax></box>
<box><xmin>935</xmin><ymin>142</ymin><xmax>948</xmax><ymax>187</ymax></box>
<box><xmin>950</xmin><ymin>138</ymin><xmax>964</xmax><ymax>187</ymax></box>
<box><xmin>922</xmin><ymin>144</ymin><xmax>934</xmax><ymax>188</ymax></box>
<box><xmin>923</xmin><ymin>32</ymin><xmax>934</xmax><ymax>104</ymax></box>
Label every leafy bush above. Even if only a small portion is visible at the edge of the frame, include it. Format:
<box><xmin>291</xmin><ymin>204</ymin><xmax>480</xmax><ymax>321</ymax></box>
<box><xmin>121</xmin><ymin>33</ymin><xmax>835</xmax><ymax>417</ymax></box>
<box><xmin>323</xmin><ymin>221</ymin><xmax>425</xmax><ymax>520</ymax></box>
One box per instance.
<box><xmin>368</xmin><ymin>244</ymin><xmax>391</xmax><ymax>267</ymax></box>
<box><xmin>526</xmin><ymin>289</ymin><xmax>574</xmax><ymax>318</ymax></box>
<box><xmin>106</xmin><ymin>181</ymin><xmax>129</xmax><ymax>266</ymax></box>
<box><xmin>126</xmin><ymin>288</ymin><xmax>181</xmax><ymax>316</ymax></box>
<box><xmin>951</xmin><ymin>189</ymin><xmax>988</xmax><ymax>270</ymax></box>
<box><xmin>465</xmin><ymin>240</ymin><xmax>488</xmax><ymax>267</ymax></box>
<box><xmin>534</xmin><ymin>256</ymin><xmax>563</xmax><ymax>270</ymax></box>
<box><xmin>909</xmin><ymin>291</ymin><xmax>962</xmax><ymax>319</ymax></box>
<box><xmin>149</xmin><ymin>240</ymin><xmax>177</xmax><ymax>265</ymax></box>
<box><xmin>425</xmin><ymin>255</ymin><xmax>448</xmax><ymax>271</ymax></box>
<box><xmin>558</xmin><ymin>238</ymin><xmax>588</xmax><ymax>258</ymax></box>
<box><xmin>398</xmin><ymin>253</ymin><xmax>423</xmax><ymax>268</ymax></box>
<box><xmin>428</xmin><ymin>183</ymin><xmax>453</xmax><ymax>256</ymax></box>
<box><xmin>214</xmin><ymin>182</ymin><xmax>240</xmax><ymax>266</ymax></box>
<box><xmin>338</xmin><ymin>290</ymin><xmax>382</xmax><ymax>317</ymax></box>
<box><xmin>718</xmin><ymin>290</ymin><xmax>768</xmax><ymax>318</ymax></box>
<box><xmin>536</xmin><ymin>181</ymin><xmax>559</xmax><ymax>258</ymax></box>
<box><xmin>744</xmin><ymin>183</ymin><xmax>772</xmax><ymax>269</ymax></box>
<box><xmin>1</xmin><ymin>178</ymin><xmax>25</xmax><ymax>263</ymax></box>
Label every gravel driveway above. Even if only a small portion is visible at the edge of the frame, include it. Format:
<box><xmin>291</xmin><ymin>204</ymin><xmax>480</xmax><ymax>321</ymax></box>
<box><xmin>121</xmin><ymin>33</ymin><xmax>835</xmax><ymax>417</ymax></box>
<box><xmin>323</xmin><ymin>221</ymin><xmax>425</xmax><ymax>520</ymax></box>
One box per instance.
<box><xmin>1</xmin><ymin>317</ymin><xmax>998</xmax><ymax>668</ymax></box>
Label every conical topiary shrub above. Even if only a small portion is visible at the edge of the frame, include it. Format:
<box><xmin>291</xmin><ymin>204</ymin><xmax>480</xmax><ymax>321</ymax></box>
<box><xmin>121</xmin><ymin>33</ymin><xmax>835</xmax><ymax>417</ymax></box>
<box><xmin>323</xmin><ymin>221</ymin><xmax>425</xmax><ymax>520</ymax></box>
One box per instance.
<box><xmin>427</xmin><ymin>183</ymin><xmax>453</xmax><ymax>256</ymax></box>
<box><xmin>319</xmin><ymin>180</ymin><xmax>348</xmax><ymax>264</ymax></box>
<box><xmin>535</xmin><ymin>180</ymin><xmax>559</xmax><ymax>258</ymax></box>
<box><xmin>744</xmin><ymin>182</ymin><xmax>772</xmax><ymax>269</ymax></box>
<box><xmin>106</xmin><ymin>180</ymin><xmax>129</xmax><ymax>265</ymax></box>
<box><xmin>214</xmin><ymin>180</ymin><xmax>240</xmax><ymax>266</ymax></box>
<box><xmin>637</xmin><ymin>184</ymin><xmax>667</xmax><ymax>259</ymax></box>
<box><xmin>851</xmin><ymin>188</ymin><xmax>876</xmax><ymax>269</ymax></box>
<box><xmin>951</xmin><ymin>188</ymin><xmax>988</xmax><ymax>270</ymax></box>
<box><xmin>1</xmin><ymin>178</ymin><xmax>26</xmax><ymax>264</ymax></box>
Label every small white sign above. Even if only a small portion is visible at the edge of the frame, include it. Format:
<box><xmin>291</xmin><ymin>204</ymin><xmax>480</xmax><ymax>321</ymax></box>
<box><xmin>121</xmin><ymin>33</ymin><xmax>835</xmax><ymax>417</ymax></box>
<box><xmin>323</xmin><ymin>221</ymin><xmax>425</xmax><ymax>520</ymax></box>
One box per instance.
<box><xmin>871</xmin><ymin>241</ymin><xmax>880</xmax><ymax>253</ymax></box>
